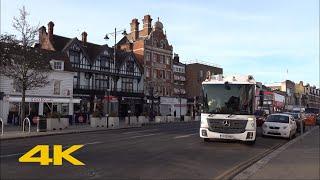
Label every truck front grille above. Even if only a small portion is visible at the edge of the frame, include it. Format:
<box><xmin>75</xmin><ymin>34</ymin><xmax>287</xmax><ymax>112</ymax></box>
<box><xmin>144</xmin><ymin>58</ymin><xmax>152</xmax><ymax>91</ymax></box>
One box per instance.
<box><xmin>207</xmin><ymin>119</ymin><xmax>247</xmax><ymax>134</ymax></box>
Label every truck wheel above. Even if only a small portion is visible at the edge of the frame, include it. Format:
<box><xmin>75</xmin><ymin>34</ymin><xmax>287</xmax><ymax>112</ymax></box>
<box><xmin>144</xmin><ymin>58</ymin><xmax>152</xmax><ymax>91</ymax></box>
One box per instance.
<box><xmin>288</xmin><ymin>132</ymin><xmax>293</xmax><ymax>140</ymax></box>
<box><xmin>245</xmin><ymin>140</ymin><xmax>256</xmax><ymax>145</ymax></box>
<box><xmin>203</xmin><ymin>138</ymin><xmax>210</xmax><ymax>142</ymax></box>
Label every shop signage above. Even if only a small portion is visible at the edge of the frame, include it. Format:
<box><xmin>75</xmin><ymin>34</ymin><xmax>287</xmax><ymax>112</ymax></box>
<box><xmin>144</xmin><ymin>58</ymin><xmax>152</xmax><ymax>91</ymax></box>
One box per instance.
<box><xmin>31</xmin><ymin>97</ymin><xmax>53</xmax><ymax>102</ymax></box>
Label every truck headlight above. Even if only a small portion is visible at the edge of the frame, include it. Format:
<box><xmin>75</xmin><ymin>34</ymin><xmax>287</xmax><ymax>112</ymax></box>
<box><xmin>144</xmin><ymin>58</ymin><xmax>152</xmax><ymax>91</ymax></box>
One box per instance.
<box><xmin>248</xmin><ymin>117</ymin><xmax>255</xmax><ymax>127</ymax></box>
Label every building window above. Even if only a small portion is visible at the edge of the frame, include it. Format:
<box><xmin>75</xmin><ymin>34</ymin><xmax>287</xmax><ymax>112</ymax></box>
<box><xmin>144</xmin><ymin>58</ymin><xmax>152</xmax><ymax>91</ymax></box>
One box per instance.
<box><xmin>160</xmin><ymin>55</ymin><xmax>164</xmax><ymax>64</ymax></box>
<box><xmin>153</xmin><ymin>69</ymin><xmax>157</xmax><ymax>78</ymax></box>
<box><xmin>122</xmin><ymin>78</ymin><xmax>133</xmax><ymax>92</ymax></box>
<box><xmin>53</xmin><ymin>61</ymin><xmax>63</xmax><ymax>70</ymax></box>
<box><xmin>166</xmin><ymin>71</ymin><xmax>171</xmax><ymax>80</ymax></box>
<box><xmin>100</xmin><ymin>56</ymin><xmax>109</xmax><ymax>69</ymax></box>
<box><xmin>126</xmin><ymin>61</ymin><xmax>134</xmax><ymax>74</ymax></box>
<box><xmin>166</xmin><ymin>56</ymin><xmax>171</xmax><ymax>65</ymax></box>
<box><xmin>69</xmin><ymin>50</ymin><xmax>80</xmax><ymax>64</ymax></box>
<box><xmin>153</xmin><ymin>53</ymin><xmax>157</xmax><ymax>62</ymax></box>
<box><xmin>53</xmin><ymin>80</ymin><xmax>61</xmax><ymax>95</ymax></box>
<box><xmin>146</xmin><ymin>51</ymin><xmax>151</xmax><ymax>61</ymax></box>
<box><xmin>158</xmin><ymin>70</ymin><xmax>164</xmax><ymax>79</ymax></box>
<box><xmin>95</xmin><ymin>74</ymin><xmax>109</xmax><ymax>90</ymax></box>
<box><xmin>200</xmin><ymin>70</ymin><xmax>203</xmax><ymax>78</ymax></box>
<box><xmin>146</xmin><ymin>68</ymin><xmax>150</xmax><ymax>78</ymax></box>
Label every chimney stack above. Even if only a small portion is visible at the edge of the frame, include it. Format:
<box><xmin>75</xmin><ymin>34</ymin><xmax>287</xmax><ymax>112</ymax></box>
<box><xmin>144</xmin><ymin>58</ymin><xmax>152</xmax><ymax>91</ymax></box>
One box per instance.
<box><xmin>81</xmin><ymin>31</ymin><xmax>87</xmax><ymax>44</ymax></box>
<box><xmin>48</xmin><ymin>21</ymin><xmax>54</xmax><ymax>42</ymax></box>
<box><xmin>142</xmin><ymin>15</ymin><xmax>152</xmax><ymax>35</ymax></box>
<box><xmin>130</xmin><ymin>19</ymin><xmax>139</xmax><ymax>41</ymax></box>
<box><xmin>173</xmin><ymin>53</ymin><xmax>179</xmax><ymax>63</ymax></box>
<box><xmin>38</xmin><ymin>26</ymin><xmax>46</xmax><ymax>45</ymax></box>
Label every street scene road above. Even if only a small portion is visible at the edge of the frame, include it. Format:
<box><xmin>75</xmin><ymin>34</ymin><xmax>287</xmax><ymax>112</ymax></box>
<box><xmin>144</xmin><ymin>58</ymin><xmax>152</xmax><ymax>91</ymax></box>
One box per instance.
<box><xmin>1</xmin><ymin>122</ymin><xmax>289</xmax><ymax>179</ymax></box>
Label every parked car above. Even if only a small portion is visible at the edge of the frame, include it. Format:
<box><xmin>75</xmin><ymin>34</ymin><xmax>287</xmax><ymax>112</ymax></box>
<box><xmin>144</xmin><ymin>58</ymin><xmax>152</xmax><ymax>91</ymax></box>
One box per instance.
<box><xmin>283</xmin><ymin>112</ymin><xmax>305</xmax><ymax>132</ymax></box>
<box><xmin>262</xmin><ymin>113</ymin><xmax>297</xmax><ymax>139</ymax></box>
<box><xmin>254</xmin><ymin>110</ymin><xmax>266</xmax><ymax>127</ymax></box>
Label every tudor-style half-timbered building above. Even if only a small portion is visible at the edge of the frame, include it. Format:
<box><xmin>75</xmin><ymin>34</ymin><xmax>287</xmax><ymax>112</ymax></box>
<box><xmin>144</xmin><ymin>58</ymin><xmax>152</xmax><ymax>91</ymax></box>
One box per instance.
<box><xmin>38</xmin><ymin>21</ymin><xmax>144</xmax><ymax>120</ymax></box>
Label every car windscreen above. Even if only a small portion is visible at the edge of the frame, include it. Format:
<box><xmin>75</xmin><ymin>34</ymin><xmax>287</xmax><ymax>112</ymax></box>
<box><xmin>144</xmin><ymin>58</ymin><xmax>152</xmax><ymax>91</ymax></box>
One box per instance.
<box><xmin>290</xmin><ymin>113</ymin><xmax>299</xmax><ymax>119</ymax></box>
<box><xmin>266</xmin><ymin>115</ymin><xmax>289</xmax><ymax>123</ymax></box>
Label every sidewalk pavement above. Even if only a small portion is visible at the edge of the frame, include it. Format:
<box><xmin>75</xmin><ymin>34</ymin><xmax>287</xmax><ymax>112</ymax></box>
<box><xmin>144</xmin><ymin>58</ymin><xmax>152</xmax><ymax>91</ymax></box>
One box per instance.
<box><xmin>0</xmin><ymin>123</ymin><xmax>142</xmax><ymax>140</ymax></box>
<box><xmin>0</xmin><ymin>120</ymin><xmax>197</xmax><ymax>140</ymax></box>
<box><xmin>235</xmin><ymin>126</ymin><xmax>320</xmax><ymax>180</ymax></box>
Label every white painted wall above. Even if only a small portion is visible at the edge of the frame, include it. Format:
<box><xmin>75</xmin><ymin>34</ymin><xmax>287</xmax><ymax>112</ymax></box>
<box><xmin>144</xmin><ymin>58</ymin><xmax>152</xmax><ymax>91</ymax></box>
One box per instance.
<box><xmin>0</xmin><ymin>70</ymin><xmax>74</xmax><ymax>124</ymax></box>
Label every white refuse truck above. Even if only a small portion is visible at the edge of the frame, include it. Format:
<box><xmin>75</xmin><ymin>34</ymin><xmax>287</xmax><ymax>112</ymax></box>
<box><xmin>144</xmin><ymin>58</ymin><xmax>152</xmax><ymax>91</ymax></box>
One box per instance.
<box><xmin>200</xmin><ymin>74</ymin><xmax>258</xmax><ymax>144</ymax></box>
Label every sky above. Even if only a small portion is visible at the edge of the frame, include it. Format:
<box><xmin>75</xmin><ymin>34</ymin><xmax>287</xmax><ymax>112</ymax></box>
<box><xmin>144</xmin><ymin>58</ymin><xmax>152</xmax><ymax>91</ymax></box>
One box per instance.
<box><xmin>1</xmin><ymin>0</ymin><xmax>319</xmax><ymax>86</ymax></box>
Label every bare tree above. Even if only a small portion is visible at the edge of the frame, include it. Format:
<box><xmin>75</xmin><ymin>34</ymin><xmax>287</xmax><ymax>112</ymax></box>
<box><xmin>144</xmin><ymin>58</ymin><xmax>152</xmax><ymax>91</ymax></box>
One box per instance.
<box><xmin>0</xmin><ymin>6</ymin><xmax>51</xmax><ymax>124</ymax></box>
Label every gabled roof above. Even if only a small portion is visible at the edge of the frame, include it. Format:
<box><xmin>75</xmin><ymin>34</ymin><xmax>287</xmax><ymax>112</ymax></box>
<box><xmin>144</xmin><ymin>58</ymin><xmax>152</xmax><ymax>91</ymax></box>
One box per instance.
<box><xmin>52</xmin><ymin>35</ymin><xmax>72</xmax><ymax>51</ymax></box>
<box><xmin>51</xmin><ymin>34</ymin><xmax>112</xmax><ymax>63</ymax></box>
<box><xmin>115</xmin><ymin>50</ymin><xmax>143</xmax><ymax>73</ymax></box>
<box><xmin>45</xmin><ymin>33</ymin><xmax>143</xmax><ymax>74</ymax></box>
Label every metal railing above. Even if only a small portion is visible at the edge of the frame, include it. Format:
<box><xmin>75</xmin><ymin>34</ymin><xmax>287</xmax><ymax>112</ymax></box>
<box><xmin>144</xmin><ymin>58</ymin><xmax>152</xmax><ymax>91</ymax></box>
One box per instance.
<box><xmin>75</xmin><ymin>85</ymin><xmax>144</xmax><ymax>94</ymax></box>
<box><xmin>22</xmin><ymin>117</ymin><xmax>31</xmax><ymax>133</ymax></box>
<box><xmin>0</xmin><ymin>118</ymin><xmax>3</xmax><ymax>135</ymax></box>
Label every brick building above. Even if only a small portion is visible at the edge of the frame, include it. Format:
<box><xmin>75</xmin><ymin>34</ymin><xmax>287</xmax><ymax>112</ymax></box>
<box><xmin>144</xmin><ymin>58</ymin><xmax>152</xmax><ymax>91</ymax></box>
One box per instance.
<box><xmin>185</xmin><ymin>62</ymin><xmax>223</xmax><ymax>115</ymax></box>
<box><xmin>303</xmin><ymin>83</ymin><xmax>320</xmax><ymax>113</ymax></box>
<box><xmin>119</xmin><ymin>15</ymin><xmax>173</xmax><ymax>96</ymax></box>
<box><xmin>118</xmin><ymin>15</ymin><xmax>174</xmax><ymax>116</ymax></box>
<box><xmin>266</xmin><ymin>80</ymin><xmax>296</xmax><ymax>111</ymax></box>
<box><xmin>185</xmin><ymin>62</ymin><xmax>223</xmax><ymax>99</ymax></box>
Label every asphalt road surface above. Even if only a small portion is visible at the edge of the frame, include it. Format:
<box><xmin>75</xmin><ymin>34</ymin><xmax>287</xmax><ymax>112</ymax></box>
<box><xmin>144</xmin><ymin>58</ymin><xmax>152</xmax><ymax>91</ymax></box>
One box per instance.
<box><xmin>0</xmin><ymin>122</ymin><xmax>288</xmax><ymax>179</ymax></box>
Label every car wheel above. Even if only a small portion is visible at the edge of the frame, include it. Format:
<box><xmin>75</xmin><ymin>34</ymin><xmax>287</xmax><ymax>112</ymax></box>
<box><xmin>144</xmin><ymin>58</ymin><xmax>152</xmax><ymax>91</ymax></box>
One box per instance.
<box><xmin>203</xmin><ymin>138</ymin><xmax>210</xmax><ymax>142</ymax></box>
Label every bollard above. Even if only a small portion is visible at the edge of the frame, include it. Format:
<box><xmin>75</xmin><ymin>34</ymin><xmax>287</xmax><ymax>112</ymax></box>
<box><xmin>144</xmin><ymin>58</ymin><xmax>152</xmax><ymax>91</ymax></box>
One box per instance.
<box><xmin>22</xmin><ymin>117</ymin><xmax>31</xmax><ymax>133</ymax></box>
<box><xmin>0</xmin><ymin>118</ymin><xmax>3</xmax><ymax>135</ymax></box>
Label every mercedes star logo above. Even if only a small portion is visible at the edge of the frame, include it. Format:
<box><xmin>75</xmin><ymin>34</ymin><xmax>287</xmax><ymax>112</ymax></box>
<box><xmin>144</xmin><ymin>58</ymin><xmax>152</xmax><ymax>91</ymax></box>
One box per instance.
<box><xmin>223</xmin><ymin>120</ymin><xmax>230</xmax><ymax>127</ymax></box>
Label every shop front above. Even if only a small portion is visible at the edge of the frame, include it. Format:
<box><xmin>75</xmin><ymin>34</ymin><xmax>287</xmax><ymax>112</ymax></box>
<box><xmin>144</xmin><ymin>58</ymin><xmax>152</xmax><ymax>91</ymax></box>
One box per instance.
<box><xmin>160</xmin><ymin>97</ymin><xmax>187</xmax><ymax>116</ymax></box>
<box><xmin>0</xmin><ymin>95</ymin><xmax>80</xmax><ymax>125</ymax></box>
<box><xmin>118</xmin><ymin>97</ymin><xmax>143</xmax><ymax>117</ymax></box>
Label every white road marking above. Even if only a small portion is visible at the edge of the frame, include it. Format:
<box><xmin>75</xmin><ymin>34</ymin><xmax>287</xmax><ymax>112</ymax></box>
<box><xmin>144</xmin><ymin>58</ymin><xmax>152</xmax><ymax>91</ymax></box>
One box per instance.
<box><xmin>128</xmin><ymin>133</ymin><xmax>158</xmax><ymax>139</ymax></box>
<box><xmin>121</xmin><ymin>129</ymin><xmax>159</xmax><ymax>135</ymax></box>
<box><xmin>0</xmin><ymin>152</ymin><xmax>25</xmax><ymax>158</ymax></box>
<box><xmin>83</xmin><ymin>141</ymin><xmax>103</xmax><ymax>146</ymax></box>
<box><xmin>173</xmin><ymin>133</ymin><xmax>198</xmax><ymax>139</ymax></box>
<box><xmin>0</xmin><ymin>141</ymin><xmax>104</xmax><ymax>158</ymax></box>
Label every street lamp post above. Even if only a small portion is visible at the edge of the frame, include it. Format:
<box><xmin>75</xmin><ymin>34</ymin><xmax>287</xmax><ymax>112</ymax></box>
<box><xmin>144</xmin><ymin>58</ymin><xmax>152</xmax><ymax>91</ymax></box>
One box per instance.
<box><xmin>149</xmin><ymin>83</ymin><xmax>154</xmax><ymax>122</ymax></box>
<box><xmin>106</xmin><ymin>88</ymin><xmax>110</xmax><ymax>128</ymax></box>
<box><xmin>180</xmin><ymin>89</ymin><xmax>182</xmax><ymax>121</ymax></box>
<box><xmin>104</xmin><ymin>28</ymin><xmax>127</xmax><ymax>74</ymax></box>
<box><xmin>299</xmin><ymin>94</ymin><xmax>303</xmax><ymax>134</ymax></box>
<box><xmin>128</xmin><ymin>110</ymin><xmax>131</xmax><ymax>126</ymax></box>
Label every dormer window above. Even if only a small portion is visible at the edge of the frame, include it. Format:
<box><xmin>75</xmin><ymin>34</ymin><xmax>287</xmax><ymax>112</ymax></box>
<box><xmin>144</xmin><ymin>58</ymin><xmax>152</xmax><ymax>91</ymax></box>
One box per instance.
<box><xmin>50</xmin><ymin>60</ymin><xmax>64</xmax><ymax>71</ymax></box>
<box><xmin>54</xmin><ymin>61</ymin><xmax>62</xmax><ymax>70</ymax></box>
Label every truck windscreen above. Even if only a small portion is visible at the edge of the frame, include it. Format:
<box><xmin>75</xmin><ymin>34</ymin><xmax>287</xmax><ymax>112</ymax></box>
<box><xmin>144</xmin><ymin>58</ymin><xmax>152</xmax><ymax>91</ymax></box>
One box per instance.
<box><xmin>202</xmin><ymin>84</ymin><xmax>255</xmax><ymax>115</ymax></box>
